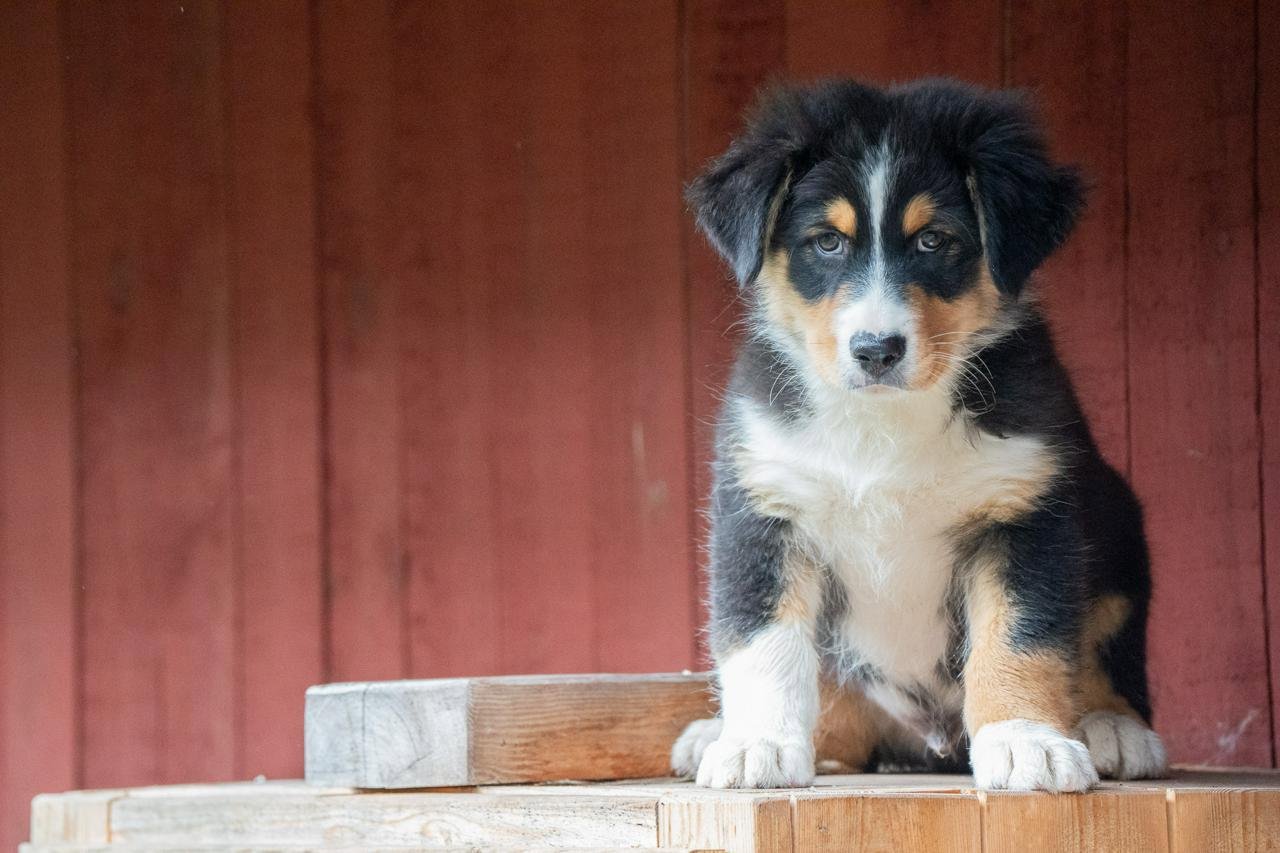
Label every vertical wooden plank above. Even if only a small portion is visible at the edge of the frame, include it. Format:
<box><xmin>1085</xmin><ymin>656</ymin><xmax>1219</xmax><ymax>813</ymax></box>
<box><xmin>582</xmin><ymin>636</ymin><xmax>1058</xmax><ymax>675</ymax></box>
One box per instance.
<box><xmin>27</xmin><ymin>791</ymin><xmax>122</xmax><ymax>847</ymax></box>
<box><xmin>223</xmin><ymin>0</ymin><xmax>325</xmax><ymax>776</ymax></box>
<box><xmin>574</xmin><ymin>0</ymin><xmax>692</xmax><ymax>672</ymax></box>
<box><xmin>1166</xmin><ymin>788</ymin><xmax>1280</xmax><ymax>852</ymax></box>
<box><xmin>0</xmin><ymin>1</ymin><xmax>77</xmax><ymax>847</ymax></box>
<box><xmin>392</xmin><ymin>0</ymin><xmax>503</xmax><ymax>677</ymax></box>
<box><xmin>1007</xmin><ymin>0</ymin><xmax>1130</xmax><ymax>472</ymax></box>
<box><xmin>65</xmin><ymin>0</ymin><xmax>238</xmax><ymax>786</ymax></box>
<box><xmin>312</xmin><ymin>0</ymin><xmax>405</xmax><ymax>681</ymax></box>
<box><xmin>482</xmin><ymin>3</ymin><xmax>593</xmax><ymax>673</ymax></box>
<box><xmin>397</xmin><ymin>0</ymin><xmax>693</xmax><ymax>676</ymax></box>
<box><xmin>783</xmin><ymin>0</ymin><xmax>1003</xmax><ymax>85</ymax></box>
<box><xmin>980</xmin><ymin>791</ymin><xmax>1169</xmax><ymax>853</ymax></box>
<box><xmin>659</xmin><ymin>794</ymin><xmax>793</xmax><ymax>853</ymax></box>
<box><xmin>1126</xmin><ymin>0</ymin><xmax>1268</xmax><ymax>765</ymax></box>
<box><xmin>791</xmin><ymin>793</ymin><xmax>981</xmax><ymax>853</ymax></box>
<box><xmin>1258</xmin><ymin>0</ymin><xmax>1280</xmax><ymax>767</ymax></box>
<box><xmin>682</xmin><ymin>0</ymin><xmax>787</xmax><ymax>665</ymax></box>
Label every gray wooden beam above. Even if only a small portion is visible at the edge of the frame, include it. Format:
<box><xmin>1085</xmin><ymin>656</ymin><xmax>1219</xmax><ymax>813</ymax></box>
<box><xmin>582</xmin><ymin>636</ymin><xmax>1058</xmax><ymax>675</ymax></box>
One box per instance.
<box><xmin>304</xmin><ymin>673</ymin><xmax>714</xmax><ymax>789</ymax></box>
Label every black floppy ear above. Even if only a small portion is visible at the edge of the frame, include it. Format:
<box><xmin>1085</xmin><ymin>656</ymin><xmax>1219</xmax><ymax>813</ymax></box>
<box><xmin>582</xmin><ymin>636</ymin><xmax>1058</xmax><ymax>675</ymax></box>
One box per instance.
<box><xmin>686</xmin><ymin>138</ymin><xmax>792</xmax><ymax>286</ymax></box>
<box><xmin>963</xmin><ymin>93</ymin><xmax>1084</xmax><ymax>296</ymax></box>
<box><xmin>687</xmin><ymin>85</ymin><xmax>813</xmax><ymax>286</ymax></box>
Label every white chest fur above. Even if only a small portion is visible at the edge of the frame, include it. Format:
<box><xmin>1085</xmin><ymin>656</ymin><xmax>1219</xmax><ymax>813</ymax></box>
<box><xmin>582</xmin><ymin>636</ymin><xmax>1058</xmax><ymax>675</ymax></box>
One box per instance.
<box><xmin>732</xmin><ymin>388</ymin><xmax>1055</xmax><ymax>693</ymax></box>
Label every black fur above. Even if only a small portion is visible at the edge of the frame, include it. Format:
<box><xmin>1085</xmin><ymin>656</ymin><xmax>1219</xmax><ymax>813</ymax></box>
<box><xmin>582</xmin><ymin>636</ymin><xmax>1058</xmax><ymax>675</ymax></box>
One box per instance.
<box><xmin>690</xmin><ymin>78</ymin><xmax>1156</xmax><ymax>776</ymax></box>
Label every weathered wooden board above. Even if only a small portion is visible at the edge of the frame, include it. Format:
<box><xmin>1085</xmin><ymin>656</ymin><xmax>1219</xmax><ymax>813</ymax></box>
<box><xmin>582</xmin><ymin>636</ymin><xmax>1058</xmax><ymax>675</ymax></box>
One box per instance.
<box><xmin>305</xmin><ymin>674</ymin><xmax>715</xmax><ymax>788</ymax></box>
<box><xmin>791</xmin><ymin>793</ymin><xmax>982</xmax><ymax>853</ymax></box>
<box><xmin>979</xmin><ymin>789</ymin><xmax>1170</xmax><ymax>853</ymax></box>
<box><xmin>64</xmin><ymin>0</ymin><xmax>239</xmax><ymax>788</ymax></box>
<box><xmin>27</xmin><ymin>771</ymin><xmax>1280</xmax><ymax>853</ymax></box>
<box><xmin>1007</xmin><ymin>0</ymin><xmax>1130</xmax><ymax>473</ymax></box>
<box><xmin>0</xmin><ymin>2</ymin><xmax>77</xmax><ymax>850</ymax></box>
<box><xmin>1260</xmin><ymin>0</ymin><xmax>1280</xmax><ymax>768</ymax></box>
<box><xmin>223</xmin><ymin>0</ymin><xmax>325</xmax><ymax>782</ymax></box>
<box><xmin>1126</xmin><ymin>0</ymin><xmax>1268</xmax><ymax>766</ymax></box>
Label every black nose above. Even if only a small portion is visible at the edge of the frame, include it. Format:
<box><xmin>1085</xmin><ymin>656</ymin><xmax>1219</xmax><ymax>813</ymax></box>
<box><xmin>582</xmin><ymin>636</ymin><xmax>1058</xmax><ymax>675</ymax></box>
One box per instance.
<box><xmin>850</xmin><ymin>333</ymin><xmax>907</xmax><ymax>379</ymax></box>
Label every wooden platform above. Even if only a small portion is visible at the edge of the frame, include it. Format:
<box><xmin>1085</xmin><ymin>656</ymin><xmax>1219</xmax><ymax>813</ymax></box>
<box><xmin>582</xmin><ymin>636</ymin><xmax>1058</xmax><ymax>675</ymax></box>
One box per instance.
<box><xmin>305</xmin><ymin>673</ymin><xmax>714</xmax><ymax>788</ymax></box>
<box><xmin>24</xmin><ymin>769</ymin><xmax>1280</xmax><ymax>852</ymax></box>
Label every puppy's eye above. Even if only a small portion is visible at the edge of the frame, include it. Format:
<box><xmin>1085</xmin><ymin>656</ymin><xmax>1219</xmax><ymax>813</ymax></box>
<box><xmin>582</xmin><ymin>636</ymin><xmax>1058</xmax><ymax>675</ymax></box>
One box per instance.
<box><xmin>813</xmin><ymin>232</ymin><xmax>845</xmax><ymax>255</ymax></box>
<box><xmin>916</xmin><ymin>229</ymin><xmax>946</xmax><ymax>253</ymax></box>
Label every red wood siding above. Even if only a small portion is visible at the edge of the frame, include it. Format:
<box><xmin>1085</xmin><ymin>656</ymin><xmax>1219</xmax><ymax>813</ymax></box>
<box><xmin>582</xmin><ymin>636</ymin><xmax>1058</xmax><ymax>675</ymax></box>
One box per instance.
<box><xmin>0</xmin><ymin>0</ymin><xmax>1276</xmax><ymax>846</ymax></box>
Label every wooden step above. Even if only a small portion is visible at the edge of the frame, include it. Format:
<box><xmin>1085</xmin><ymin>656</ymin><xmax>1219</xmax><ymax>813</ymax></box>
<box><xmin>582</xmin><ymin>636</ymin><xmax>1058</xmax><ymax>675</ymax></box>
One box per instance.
<box><xmin>305</xmin><ymin>673</ymin><xmax>715</xmax><ymax>788</ymax></box>
<box><xmin>26</xmin><ymin>770</ymin><xmax>1280</xmax><ymax>852</ymax></box>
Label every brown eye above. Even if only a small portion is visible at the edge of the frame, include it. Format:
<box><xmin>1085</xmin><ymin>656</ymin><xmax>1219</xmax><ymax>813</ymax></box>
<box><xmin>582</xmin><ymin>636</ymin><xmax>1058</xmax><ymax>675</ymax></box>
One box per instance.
<box><xmin>814</xmin><ymin>232</ymin><xmax>845</xmax><ymax>255</ymax></box>
<box><xmin>916</xmin><ymin>229</ymin><xmax>945</xmax><ymax>252</ymax></box>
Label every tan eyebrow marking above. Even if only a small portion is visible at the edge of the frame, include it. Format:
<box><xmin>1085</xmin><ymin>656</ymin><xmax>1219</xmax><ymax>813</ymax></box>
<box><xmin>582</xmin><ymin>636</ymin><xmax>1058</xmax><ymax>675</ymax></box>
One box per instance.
<box><xmin>902</xmin><ymin>193</ymin><xmax>938</xmax><ymax>236</ymax></box>
<box><xmin>824</xmin><ymin>198</ymin><xmax>857</xmax><ymax>238</ymax></box>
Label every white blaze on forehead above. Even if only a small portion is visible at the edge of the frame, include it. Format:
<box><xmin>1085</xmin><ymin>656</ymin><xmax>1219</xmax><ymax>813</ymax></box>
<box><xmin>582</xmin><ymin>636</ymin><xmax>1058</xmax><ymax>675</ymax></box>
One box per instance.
<box><xmin>836</xmin><ymin>139</ymin><xmax>910</xmax><ymax>342</ymax></box>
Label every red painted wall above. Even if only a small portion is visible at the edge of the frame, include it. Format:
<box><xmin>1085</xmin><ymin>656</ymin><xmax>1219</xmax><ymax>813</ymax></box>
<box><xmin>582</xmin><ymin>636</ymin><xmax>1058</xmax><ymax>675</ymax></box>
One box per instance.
<box><xmin>1</xmin><ymin>0</ymin><xmax>1276</xmax><ymax>846</ymax></box>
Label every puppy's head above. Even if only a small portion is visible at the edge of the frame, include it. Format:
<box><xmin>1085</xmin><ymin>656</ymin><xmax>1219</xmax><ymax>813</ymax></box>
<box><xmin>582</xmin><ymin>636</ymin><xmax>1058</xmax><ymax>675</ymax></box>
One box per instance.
<box><xmin>690</xmin><ymin>79</ymin><xmax>1082</xmax><ymax>394</ymax></box>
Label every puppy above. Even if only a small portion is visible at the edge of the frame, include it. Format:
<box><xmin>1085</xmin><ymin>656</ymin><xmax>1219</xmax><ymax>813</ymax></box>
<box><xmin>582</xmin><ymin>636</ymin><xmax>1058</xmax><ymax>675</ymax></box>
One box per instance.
<box><xmin>672</xmin><ymin>79</ymin><xmax>1167</xmax><ymax>792</ymax></box>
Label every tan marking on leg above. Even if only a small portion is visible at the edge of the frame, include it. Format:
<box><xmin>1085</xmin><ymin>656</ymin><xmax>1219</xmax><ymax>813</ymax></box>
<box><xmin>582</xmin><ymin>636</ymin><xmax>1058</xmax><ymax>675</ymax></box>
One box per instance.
<box><xmin>963</xmin><ymin>563</ymin><xmax>1079</xmax><ymax>735</ymax></box>
<box><xmin>901</xmin><ymin>192</ymin><xmax>937</xmax><ymax>235</ymax></box>
<box><xmin>813</xmin><ymin>676</ymin><xmax>883</xmax><ymax>771</ymax></box>
<box><xmin>759</xmin><ymin>251</ymin><xmax>847</xmax><ymax>385</ymax></box>
<box><xmin>906</xmin><ymin>265</ymin><xmax>1003</xmax><ymax>389</ymax></box>
<box><xmin>1077</xmin><ymin>594</ymin><xmax>1143</xmax><ymax>719</ymax></box>
<box><xmin>773</xmin><ymin>551</ymin><xmax>821</xmax><ymax>624</ymax></box>
<box><xmin>824</xmin><ymin>197</ymin><xmax>857</xmax><ymax>238</ymax></box>
<box><xmin>952</xmin><ymin>451</ymin><xmax>1060</xmax><ymax>527</ymax></box>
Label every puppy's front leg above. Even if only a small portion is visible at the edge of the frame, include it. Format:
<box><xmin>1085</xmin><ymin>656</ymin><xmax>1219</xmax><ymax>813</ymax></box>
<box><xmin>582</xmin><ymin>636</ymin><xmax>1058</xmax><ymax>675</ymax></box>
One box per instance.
<box><xmin>698</xmin><ymin>491</ymin><xmax>820</xmax><ymax>788</ymax></box>
<box><xmin>963</xmin><ymin>551</ymin><xmax>1097</xmax><ymax>792</ymax></box>
<box><xmin>699</xmin><ymin>610</ymin><xmax>819</xmax><ymax>787</ymax></box>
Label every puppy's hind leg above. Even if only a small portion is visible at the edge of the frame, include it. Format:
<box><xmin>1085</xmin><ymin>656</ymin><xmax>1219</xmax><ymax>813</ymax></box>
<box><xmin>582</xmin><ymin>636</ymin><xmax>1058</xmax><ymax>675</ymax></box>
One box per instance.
<box><xmin>1073</xmin><ymin>595</ymin><xmax>1167</xmax><ymax>780</ymax></box>
<box><xmin>672</xmin><ymin>717</ymin><xmax>723</xmax><ymax>778</ymax></box>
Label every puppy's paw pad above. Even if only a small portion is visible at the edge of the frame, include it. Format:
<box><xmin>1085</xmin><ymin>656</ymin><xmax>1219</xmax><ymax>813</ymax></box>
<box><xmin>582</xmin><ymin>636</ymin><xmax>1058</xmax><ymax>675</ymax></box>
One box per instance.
<box><xmin>971</xmin><ymin>719</ymin><xmax>1098</xmax><ymax>792</ymax></box>
<box><xmin>695</xmin><ymin>736</ymin><xmax>814</xmax><ymax>789</ymax></box>
<box><xmin>672</xmin><ymin>717</ymin><xmax>723</xmax><ymax>778</ymax></box>
<box><xmin>1074</xmin><ymin>711</ymin><xmax>1168</xmax><ymax>779</ymax></box>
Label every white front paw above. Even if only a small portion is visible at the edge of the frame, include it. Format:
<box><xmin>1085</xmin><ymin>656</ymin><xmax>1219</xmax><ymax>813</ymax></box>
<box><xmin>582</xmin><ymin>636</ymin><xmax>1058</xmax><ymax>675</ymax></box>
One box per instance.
<box><xmin>672</xmin><ymin>717</ymin><xmax>723</xmax><ymax>777</ymax></box>
<box><xmin>970</xmin><ymin>719</ymin><xmax>1098</xmax><ymax>792</ymax></box>
<box><xmin>1074</xmin><ymin>711</ymin><xmax>1168</xmax><ymax>780</ymax></box>
<box><xmin>695</xmin><ymin>734</ymin><xmax>814</xmax><ymax>789</ymax></box>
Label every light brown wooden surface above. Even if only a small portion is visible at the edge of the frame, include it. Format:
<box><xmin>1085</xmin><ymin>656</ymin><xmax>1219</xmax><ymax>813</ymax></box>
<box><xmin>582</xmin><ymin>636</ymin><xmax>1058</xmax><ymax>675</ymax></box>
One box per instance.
<box><xmin>979</xmin><ymin>789</ymin><xmax>1170</xmax><ymax>853</ymax></box>
<box><xmin>305</xmin><ymin>674</ymin><xmax>716</xmax><ymax>788</ymax></box>
<box><xmin>792</xmin><ymin>793</ymin><xmax>981</xmax><ymax>853</ymax></box>
<box><xmin>29</xmin><ymin>770</ymin><xmax>1280</xmax><ymax>853</ymax></box>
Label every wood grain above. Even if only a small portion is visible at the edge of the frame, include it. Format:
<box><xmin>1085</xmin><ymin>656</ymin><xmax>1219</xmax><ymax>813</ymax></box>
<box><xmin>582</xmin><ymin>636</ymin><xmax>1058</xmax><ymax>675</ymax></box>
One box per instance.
<box><xmin>1166</xmin><ymin>788</ymin><xmax>1280</xmax><ymax>853</ymax></box>
<box><xmin>783</xmin><ymin>0</ymin><xmax>1003</xmax><ymax>84</ymax></box>
<box><xmin>312</xmin><ymin>0</ymin><xmax>406</xmax><ymax>682</ymax></box>
<box><xmin>223</xmin><ymin>0</ymin><xmax>325</xmax><ymax>780</ymax></box>
<box><xmin>659</xmin><ymin>794</ymin><xmax>793</xmax><ymax>853</ymax></box>
<box><xmin>469</xmin><ymin>674</ymin><xmax>714</xmax><ymax>784</ymax></box>
<box><xmin>1258</xmin><ymin>0</ymin><xmax>1280</xmax><ymax>767</ymax></box>
<box><xmin>28</xmin><ymin>771</ymin><xmax>1280</xmax><ymax>851</ymax></box>
<box><xmin>393</xmin><ymin>0</ymin><xmax>694</xmax><ymax>678</ymax></box>
<box><xmin>28</xmin><ymin>791</ymin><xmax>122</xmax><ymax>847</ymax></box>
<box><xmin>980</xmin><ymin>790</ymin><xmax>1169</xmax><ymax>853</ymax></box>
<box><xmin>108</xmin><ymin>792</ymin><xmax>659</xmax><ymax>849</ymax></box>
<box><xmin>792</xmin><ymin>793</ymin><xmax>981</xmax><ymax>853</ymax></box>
<box><xmin>1007</xmin><ymin>0</ymin><xmax>1130</xmax><ymax>472</ymax></box>
<box><xmin>305</xmin><ymin>674</ymin><xmax>714</xmax><ymax>788</ymax></box>
<box><xmin>0</xmin><ymin>2</ymin><xmax>77</xmax><ymax>850</ymax></box>
<box><xmin>64</xmin><ymin>0</ymin><xmax>238</xmax><ymax>787</ymax></box>
<box><xmin>1125</xmin><ymin>0</ymin><xmax>1268</xmax><ymax>765</ymax></box>
<box><xmin>682</xmin><ymin>0</ymin><xmax>787</xmax><ymax>667</ymax></box>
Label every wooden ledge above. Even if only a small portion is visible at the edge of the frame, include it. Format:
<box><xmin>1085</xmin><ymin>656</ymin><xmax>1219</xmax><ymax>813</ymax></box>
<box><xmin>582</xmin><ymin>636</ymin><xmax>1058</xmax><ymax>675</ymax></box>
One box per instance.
<box><xmin>305</xmin><ymin>673</ymin><xmax>716</xmax><ymax>788</ymax></box>
<box><xmin>26</xmin><ymin>769</ymin><xmax>1280</xmax><ymax>852</ymax></box>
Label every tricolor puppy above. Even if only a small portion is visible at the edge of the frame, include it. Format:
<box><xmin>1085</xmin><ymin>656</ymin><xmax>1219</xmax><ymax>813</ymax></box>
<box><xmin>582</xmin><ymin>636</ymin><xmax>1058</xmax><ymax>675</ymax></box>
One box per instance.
<box><xmin>672</xmin><ymin>79</ymin><xmax>1166</xmax><ymax>792</ymax></box>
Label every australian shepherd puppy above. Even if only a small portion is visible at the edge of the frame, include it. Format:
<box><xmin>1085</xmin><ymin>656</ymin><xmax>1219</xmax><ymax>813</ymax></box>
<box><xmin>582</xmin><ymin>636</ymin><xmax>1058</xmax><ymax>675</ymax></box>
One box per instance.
<box><xmin>671</xmin><ymin>79</ymin><xmax>1167</xmax><ymax>792</ymax></box>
